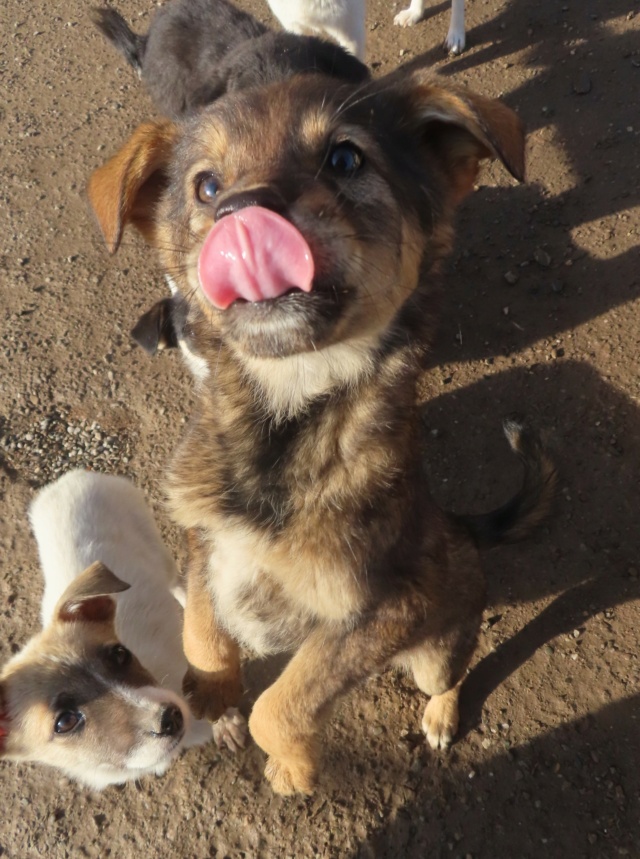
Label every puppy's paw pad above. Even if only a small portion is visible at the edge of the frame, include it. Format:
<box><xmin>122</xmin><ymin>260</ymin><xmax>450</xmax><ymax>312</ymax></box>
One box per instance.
<box><xmin>212</xmin><ymin>707</ymin><xmax>247</xmax><ymax>753</ymax></box>
<box><xmin>264</xmin><ymin>756</ymin><xmax>316</xmax><ymax>796</ymax></box>
<box><xmin>422</xmin><ymin>696</ymin><xmax>459</xmax><ymax>751</ymax></box>
<box><xmin>394</xmin><ymin>9</ymin><xmax>422</xmax><ymax>27</ymax></box>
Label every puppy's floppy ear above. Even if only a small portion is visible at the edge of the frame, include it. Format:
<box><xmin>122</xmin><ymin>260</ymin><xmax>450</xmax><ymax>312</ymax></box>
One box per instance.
<box><xmin>406</xmin><ymin>70</ymin><xmax>525</xmax><ymax>203</ymax></box>
<box><xmin>131</xmin><ymin>297</ymin><xmax>179</xmax><ymax>356</ymax></box>
<box><xmin>55</xmin><ymin>561</ymin><xmax>131</xmax><ymax>624</ymax></box>
<box><xmin>87</xmin><ymin>120</ymin><xmax>177</xmax><ymax>253</ymax></box>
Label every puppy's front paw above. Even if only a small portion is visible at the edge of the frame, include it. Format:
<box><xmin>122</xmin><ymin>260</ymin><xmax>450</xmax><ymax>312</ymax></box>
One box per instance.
<box><xmin>264</xmin><ymin>755</ymin><xmax>316</xmax><ymax>796</ymax></box>
<box><xmin>183</xmin><ymin>666</ymin><xmax>242</xmax><ymax>723</ymax></box>
<box><xmin>394</xmin><ymin>9</ymin><xmax>422</xmax><ymax>27</ymax></box>
<box><xmin>444</xmin><ymin>27</ymin><xmax>465</xmax><ymax>54</ymax></box>
<box><xmin>422</xmin><ymin>693</ymin><xmax>459</xmax><ymax>750</ymax></box>
<box><xmin>212</xmin><ymin>707</ymin><xmax>248</xmax><ymax>753</ymax></box>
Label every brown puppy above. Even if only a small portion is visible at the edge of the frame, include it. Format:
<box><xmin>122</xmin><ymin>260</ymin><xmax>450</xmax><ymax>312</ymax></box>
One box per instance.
<box><xmin>89</xmin><ymin>68</ymin><xmax>554</xmax><ymax>795</ymax></box>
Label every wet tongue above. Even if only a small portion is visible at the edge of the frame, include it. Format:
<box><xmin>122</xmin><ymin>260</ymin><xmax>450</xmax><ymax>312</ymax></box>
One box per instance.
<box><xmin>198</xmin><ymin>206</ymin><xmax>314</xmax><ymax>310</ymax></box>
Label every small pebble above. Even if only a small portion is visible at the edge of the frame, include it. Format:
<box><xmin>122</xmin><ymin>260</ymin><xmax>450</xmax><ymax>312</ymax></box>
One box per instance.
<box><xmin>534</xmin><ymin>248</ymin><xmax>552</xmax><ymax>267</ymax></box>
<box><xmin>573</xmin><ymin>73</ymin><xmax>592</xmax><ymax>94</ymax></box>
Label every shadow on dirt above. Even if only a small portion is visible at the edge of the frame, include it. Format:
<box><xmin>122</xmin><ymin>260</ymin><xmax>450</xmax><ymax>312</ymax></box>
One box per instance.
<box><xmin>352</xmin><ymin>692</ymin><xmax>639</xmax><ymax>858</ymax></box>
<box><xmin>320</xmin><ymin>356</ymin><xmax>640</xmax><ymax>857</ymax></box>
<box><xmin>398</xmin><ymin>0</ymin><xmax>640</xmax><ymax>363</ymax></box>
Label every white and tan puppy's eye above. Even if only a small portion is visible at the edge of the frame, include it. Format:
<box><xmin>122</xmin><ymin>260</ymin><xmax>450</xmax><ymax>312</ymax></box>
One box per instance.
<box><xmin>54</xmin><ymin>711</ymin><xmax>84</xmax><ymax>735</ymax></box>
<box><xmin>107</xmin><ymin>644</ymin><xmax>132</xmax><ymax>668</ymax></box>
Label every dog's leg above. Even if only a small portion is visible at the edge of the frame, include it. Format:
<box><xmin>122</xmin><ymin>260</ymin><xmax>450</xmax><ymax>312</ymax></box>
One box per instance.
<box><xmin>182</xmin><ymin>529</ymin><xmax>243</xmax><ymax>723</ymax></box>
<box><xmin>444</xmin><ymin>0</ymin><xmax>465</xmax><ymax>54</ymax></box>
<box><xmin>249</xmin><ymin>600</ymin><xmax>423</xmax><ymax>796</ymax></box>
<box><xmin>403</xmin><ymin>632</ymin><xmax>476</xmax><ymax>749</ymax></box>
<box><xmin>394</xmin><ymin>0</ymin><xmax>426</xmax><ymax>28</ymax></box>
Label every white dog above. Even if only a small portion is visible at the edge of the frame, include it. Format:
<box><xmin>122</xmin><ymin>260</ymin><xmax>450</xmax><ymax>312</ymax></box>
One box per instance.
<box><xmin>266</xmin><ymin>0</ymin><xmax>466</xmax><ymax>58</ymax></box>
<box><xmin>0</xmin><ymin>470</ymin><xmax>245</xmax><ymax>789</ymax></box>
<box><xmin>267</xmin><ymin>0</ymin><xmax>366</xmax><ymax>59</ymax></box>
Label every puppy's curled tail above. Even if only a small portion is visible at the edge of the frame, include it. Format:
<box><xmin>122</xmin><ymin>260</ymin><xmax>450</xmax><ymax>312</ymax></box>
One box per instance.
<box><xmin>91</xmin><ymin>7</ymin><xmax>147</xmax><ymax>74</ymax></box>
<box><xmin>456</xmin><ymin>417</ymin><xmax>557</xmax><ymax>547</ymax></box>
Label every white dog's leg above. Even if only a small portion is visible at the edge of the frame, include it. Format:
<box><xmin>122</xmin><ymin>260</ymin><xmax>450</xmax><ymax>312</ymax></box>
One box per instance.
<box><xmin>324</xmin><ymin>26</ymin><xmax>364</xmax><ymax>60</ymax></box>
<box><xmin>445</xmin><ymin>0</ymin><xmax>465</xmax><ymax>54</ymax></box>
<box><xmin>394</xmin><ymin>0</ymin><xmax>426</xmax><ymax>27</ymax></box>
<box><xmin>212</xmin><ymin>707</ymin><xmax>248</xmax><ymax>753</ymax></box>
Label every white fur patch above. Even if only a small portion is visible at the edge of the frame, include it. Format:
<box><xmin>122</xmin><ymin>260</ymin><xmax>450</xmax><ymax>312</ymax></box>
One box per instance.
<box><xmin>207</xmin><ymin>528</ymin><xmax>311</xmax><ymax>656</ymax></box>
<box><xmin>266</xmin><ymin>0</ymin><xmax>366</xmax><ymax>58</ymax></box>
<box><xmin>239</xmin><ymin>334</ymin><xmax>376</xmax><ymax>422</ymax></box>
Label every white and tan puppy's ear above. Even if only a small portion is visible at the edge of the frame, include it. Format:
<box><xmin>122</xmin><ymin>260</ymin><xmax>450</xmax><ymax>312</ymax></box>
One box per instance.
<box><xmin>55</xmin><ymin>561</ymin><xmax>130</xmax><ymax>624</ymax></box>
<box><xmin>406</xmin><ymin>71</ymin><xmax>525</xmax><ymax>203</ymax></box>
<box><xmin>87</xmin><ymin>120</ymin><xmax>177</xmax><ymax>253</ymax></box>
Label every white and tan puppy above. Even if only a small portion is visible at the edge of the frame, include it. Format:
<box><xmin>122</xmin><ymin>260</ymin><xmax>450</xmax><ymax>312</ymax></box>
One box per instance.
<box><xmin>0</xmin><ymin>470</ymin><xmax>244</xmax><ymax>790</ymax></box>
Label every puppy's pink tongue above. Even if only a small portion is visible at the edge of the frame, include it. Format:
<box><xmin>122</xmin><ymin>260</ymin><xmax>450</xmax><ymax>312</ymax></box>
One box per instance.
<box><xmin>198</xmin><ymin>207</ymin><xmax>314</xmax><ymax>310</ymax></box>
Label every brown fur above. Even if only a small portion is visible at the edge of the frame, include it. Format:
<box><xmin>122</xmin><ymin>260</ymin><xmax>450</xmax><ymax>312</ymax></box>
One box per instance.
<box><xmin>88</xmin><ymin>68</ymin><xmax>554</xmax><ymax>794</ymax></box>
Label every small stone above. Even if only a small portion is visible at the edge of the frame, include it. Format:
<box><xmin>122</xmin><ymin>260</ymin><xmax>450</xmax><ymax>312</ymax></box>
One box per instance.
<box><xmin>551</xmin><ymin>280</ymin><xmax>564</xmax><ymax>293</ymax></box>
<box><xmin>553</xmin><ymin>347</ymin><xmax>565</xmax><ymax>358</ymax></box>
<box><xmin>502</xmin><ymin>306</ymin><xmax>509</xmax><ymax>316</ymax></box>
<box><xmin>504</xmin><ymin>270</ymin><xmax>519</xmax><ymax>285</ymax></box>
<box><xmin>534</xmin><ymin>248</ymin><xmax>552</xmax><ymax>267</ymax></box>
<box><xmin>573</xmin><ymin>73</ymin><xmax>592</xmax><ymax>94</ymax></box>
<box><xmin>588</xmin><ymin>833</ymin><xmax>598</xmax><ymax>845</ymax></box>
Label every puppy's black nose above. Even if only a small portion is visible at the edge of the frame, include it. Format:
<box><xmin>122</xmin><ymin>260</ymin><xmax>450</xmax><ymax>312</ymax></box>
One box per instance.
<box><xmin>214</xmin><ymin>187</ymin><xmax>287</xmax><ymax>221</ymax></box>
<box><xmin>158</xmin><ymin>704</ymin><xmax>184</xmax><ymax>737</ymax></box>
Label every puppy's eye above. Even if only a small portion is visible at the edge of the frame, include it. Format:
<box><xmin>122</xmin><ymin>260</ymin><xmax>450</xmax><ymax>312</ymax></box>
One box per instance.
<box><xmin>107</xmin><ymin>644</ymin><xmax>132</xmax><ymax>668</ymax></box>
<box><xmin>196</xmin><ymin>173</ymin><xmax>220</xmax><ymax>203</ymax></box>
<box><xmin>327</xmin><ymin>142</ymin><xmax>363</xmax><ymax>175</ymax></box>
<box><xmin>54</xmin><ymin>711</ymin><xmax>84</xmax><ymax>735</ymax></box>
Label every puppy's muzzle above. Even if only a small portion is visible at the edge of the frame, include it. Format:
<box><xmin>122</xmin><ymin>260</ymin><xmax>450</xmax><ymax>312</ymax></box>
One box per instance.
<box><xmin>215</xmin><ymin>186</ymin><xmax>287</xmax><ymax>221</ymax></box>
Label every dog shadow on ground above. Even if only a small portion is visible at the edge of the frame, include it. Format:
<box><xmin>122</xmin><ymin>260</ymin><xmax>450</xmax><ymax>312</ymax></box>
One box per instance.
<box><xmin>312</xmin><ymin>357</ymin><xmax>638</xmax><ymax>857</ymax></box>
<box><xmin>352</xmin><ymin>693</ymin><xmax>640</xmax><ymax>857</ymax></box>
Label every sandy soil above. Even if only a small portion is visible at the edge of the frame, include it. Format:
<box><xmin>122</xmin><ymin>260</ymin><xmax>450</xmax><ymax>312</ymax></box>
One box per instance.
<box><xmin>1</xmin><ymin>0</ymin><xmax>639</xmax><ymax>856</ymax></box>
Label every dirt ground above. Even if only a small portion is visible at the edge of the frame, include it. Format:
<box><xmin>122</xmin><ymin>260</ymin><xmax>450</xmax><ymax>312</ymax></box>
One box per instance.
<box><xmin>1</xmin><ymin>0</ymin><xmax>639</xmax><ymax>856</ymax></box>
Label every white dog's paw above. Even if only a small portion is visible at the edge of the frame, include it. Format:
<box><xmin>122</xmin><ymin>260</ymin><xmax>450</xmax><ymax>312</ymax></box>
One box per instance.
<box><xmin>444</xmin><ymin>26</ymin><xmax>466</xmax><ymax>54</ymax></box>
<box><xmin>394</xmin><ymin>8</ymin><xmax>422</xmax><ymax>27</ymax></box>
<box><xmin>212</xmin><ymin>707</ymin><xmax>248</xmax><ymax>753</ymax></box>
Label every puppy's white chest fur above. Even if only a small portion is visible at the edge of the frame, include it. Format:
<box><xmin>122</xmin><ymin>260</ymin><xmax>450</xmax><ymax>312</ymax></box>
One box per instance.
<box><xmin>207</xmin><ymin>528</ymin><xmax>314</xmax><ymax>656</ymax></box>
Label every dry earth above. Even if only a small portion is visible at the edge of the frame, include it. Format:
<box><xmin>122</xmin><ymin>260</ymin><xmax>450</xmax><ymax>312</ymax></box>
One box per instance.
<box><xmin>1</xmin><ymin>0</ymin><xmax>639</xmax><ymax>856</ymax></box>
